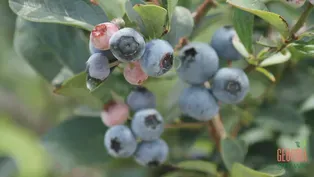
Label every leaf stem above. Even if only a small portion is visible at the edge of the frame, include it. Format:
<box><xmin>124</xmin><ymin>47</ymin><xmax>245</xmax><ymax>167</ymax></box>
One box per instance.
<box><xmin>193</xmin><ymin>0</ymin><xmax>217</xmax><ymax>25</ymax></box>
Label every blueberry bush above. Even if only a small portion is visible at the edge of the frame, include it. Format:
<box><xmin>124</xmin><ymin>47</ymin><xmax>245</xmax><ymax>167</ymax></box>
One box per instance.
<box><xmin>0</xmin><ymin>0</ymin><xmax>314</xmax><ymax>177</ymax></box>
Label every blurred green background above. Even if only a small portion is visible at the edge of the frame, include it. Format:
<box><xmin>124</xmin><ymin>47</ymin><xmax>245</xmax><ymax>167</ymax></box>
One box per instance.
<box><xmin>1</xmin><ymin>0</ymin><xmax>314</xmax><ymax>177</ymax></box>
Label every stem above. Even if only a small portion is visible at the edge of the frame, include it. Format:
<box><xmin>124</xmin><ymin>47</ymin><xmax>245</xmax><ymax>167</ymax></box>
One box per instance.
<box><xmin>277</xmin><ymin>3</ymin><xmax>313</xmax><ymax>52</ymax></box>
<box><xmin>165</xmin><ymin>122</ymin><xmax>205</xmax><ymax>129</ymax></box>
<box><xmin>208</xmin><ymin>114</ymin><xmax>227</xmax><ymax>151</ymax></box>
<box><xmin>244</xmin><ymin>3</ymin><xmax>313</xmax><ymax>72</ymax></box>
<box><xmin>193</xmin><ymin>0</ymin><xmax>217</xmax><ymax>25</ymax></box>
<box><xmin>174</xmin><ymin>37</ymin><xmax>189</xmax><ymax>51</ymax></box>
<box><xmin>244</xmin><ymin>64</ymin><xmax>255</xmax><ymax>73</ymax></box>
<box><xmin>109</xmin><ymin>60</ymin><xmax>121</xmax><ymax>68</ymax></box>
<box><xmin>289</xmin><ymin>3</ymin><xmax>313</xmax><ymax>40</ymax></box>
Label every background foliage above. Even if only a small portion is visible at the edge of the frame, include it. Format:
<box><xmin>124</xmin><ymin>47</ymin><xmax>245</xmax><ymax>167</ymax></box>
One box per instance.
<box><xmin>0</xmin><ymin>0</ymin><xmax>314</xmax><ymax>177</ymax></box>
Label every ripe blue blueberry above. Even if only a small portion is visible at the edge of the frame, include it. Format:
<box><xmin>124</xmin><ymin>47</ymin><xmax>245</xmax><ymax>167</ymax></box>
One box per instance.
<box><xmin>179</xmin><ymin>86</ymin><xmax>219</xmax><ymax>121</ymax></box>
<box><xmin>210</xmin><ymin>26</ymin><xmax>242</xmax><ymax>61</ymax></box>
<box><xmin>127</xmin><ymin>86</ymin><xmax>156</xmax><ymax>112</ymax></box>
<box><xmin>131</xmin><ymin>109</ymin><xmax>164</xmax><ymax>141</ymax></box>
<box><xmin>134</xmin><ymin>139</ymin><xmax>169</xmax><ymax>167</ymax></box>
<box><xmin>140</xmin><ymin>39</ymin><xmax>174</xmax><ymax>77</ymax></box>
<box><xmin>104</xmin><ymin>125</ymin><xmax>137</xmax><ymax>158</ymax></box>
<box><xmin>109</xmin><ymin>28</ymin><xmax>145</xmax><ymax>62</ymax></box>
<box><xmin>176</xmin><ymin>42</ymin><xmax>219</xmax><ymax>85</ymax></box>
<box><xmin>211</xmin><ymin>67</ymin><xmax>249</xmax><ymax>104</ymax></box>
<box><xmin>86</xmin><ymin>53</ymin><xmax>110</xmax><ymax>81</ymax></box>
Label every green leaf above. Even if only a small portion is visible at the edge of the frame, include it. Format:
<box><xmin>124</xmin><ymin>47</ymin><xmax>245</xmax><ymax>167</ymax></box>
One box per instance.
<box><xmin>255</xmin><ymin>67</ymin><xmax>276</xmax><ymax>82</ymax></box>
<box><xmin>9</xmin><ymin>0</ymin><xmax>107</xmax><ymax>31</ymax></box>
<box><xmin>227</xmin><ymin>0</ymin><xmax>289</xmax><ymax>37</ymax></box>
<box><xmin>258</xmin><ymin>165</ymin><xmax>286</xmax><ymax>176</ymax></box>
<box><xmin>232</xmin><ymin>8</ymin><xmax>254</xmax><ymax>53</ymax></box>
<box><xmin>42</xmin><ymin>116</ymin><xmax>109</xmax><ymax>171</ymax></box>
<box><xmin>300</xmin><ymin>94</ymin><xmax>314</xmax><ymax>113</ymax></box>
<box><xmin>296</xmin><ymin>31</ymin><xmax>314</xmax><ymax>45</ymax></box>
<box><xmin>290</xmin><ymin>43</ymin><xmax>314</xmax><ymax>56</ymax></box>
<box><xmin>232</xmin><ymin>34</ymin><xmax>250</xmax><ymax>58</ymax></box>
<box><xmin>133</xmin><ymin>4</ymin><xmax>167</xmax><ymax>38</ymax></box>
<box><xmin>91</xmin><ymin>72</ymin><xmax>133</xmax><ymax>104</ymax></box>
<box><xmin>14</xmin><ymin>17</ymin><xmax>88</xmax><ymax>83</ymax></box>
<box><xmin>259</xmin><ymin>50</ymin><xmax>291</xmax><ymax>67</ymax></box>
<box><xmin>176</xmin><ymin>160</ymin><xmax>217</xmax><ymax>175</ymax></box>
<box><xmin>256</xmin><ymin>36</ymin><xmax>277</xmax><ymax>48</ymax></box>
<box><xmin>231</xmin><ymin>163</ymin><xmax>284</xmax><ymax>177</ymax></box>
<box><xmin>165</xmin><ymin>6</ymin><xmax>194</xmax><ymax>47</ymax></box>
<box><xmin>125</xmin><ymin>1</ymin><xmax>146</xmax><ymax>33</ymax></box>
<box><xmin>165</xmin><ymin>0</ymin><xmax>179</xmax><ymax>29</ymax></box>
<box><xmin>14</xmin><ymin>17</ymin><xmax>89</xmax><ymax>74</ymax></box>
<box><xmin>53</xmin><ymin>72</ymin><xmax>103</xmax><ymax>109</ymax></box>
<box><xmin>221</xmin><ymin>137</ymin><xmax>247</xmax><ymax>172</ymax></box>
<box><xmin>0</xmin><ymin>116</ymin><xmax>48</xmax><ymax>177</ymax></box>
<box><xmin>96</xmin><ymin>0</ymin><xmax>127</xmax><ymax>20</ymax></box>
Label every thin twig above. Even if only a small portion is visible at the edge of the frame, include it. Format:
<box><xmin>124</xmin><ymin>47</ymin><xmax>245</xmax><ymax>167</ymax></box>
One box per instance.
<box><xmin>289</xmin><ymin>3</ymin><xmax>313</xmax><ymax>40</ymax></box>
<box><xmin>193</xmin><ymin>0</ymin><xmax>217</xmax><ymax>25</ymax></box>
<box><xmin>109</xmin><ymin>60</ymin><xmax>121</xmax><ymax>68</ymax></box>
<box><xmin>174</xmin><ymin>38</ymin><xmax>189</xmax><ymax>51</ymax></box>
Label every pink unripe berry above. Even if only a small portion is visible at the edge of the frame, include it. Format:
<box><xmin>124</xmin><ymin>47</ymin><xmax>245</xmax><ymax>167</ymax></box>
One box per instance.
<box><xmin>90</xmin><ymin>23</ymin><xmax>119</xmax><ymax>50</ymax></box>
<box><xmin>101</xmin><ymin>101</ymin><xmax>129</xmax><ymax>127</ymax></box>
<box><xmin>123</xmin><ymin>61</ymin><xmax>148</xmax><ymax>85</ymax></box>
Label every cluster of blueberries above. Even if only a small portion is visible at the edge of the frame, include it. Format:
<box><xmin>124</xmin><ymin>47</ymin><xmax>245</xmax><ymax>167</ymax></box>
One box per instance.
<box><xmin>86</xmin><ymin>18</ymin><xmax>174</xmax><ymax>89</ymax></box>
<box><xmin>86</xmin><ymin>18</ymin><xmax>250</xmax><ymax>167</ymax></box>
<box><xmin>102</xmin><ymin>87</ymin><xmax>168</xmax><ymax>167</ymax></box>
<box><xmin>177</xmin><ymin>26</ymin><xmax>250</xmax><ymax>121</ymax></box>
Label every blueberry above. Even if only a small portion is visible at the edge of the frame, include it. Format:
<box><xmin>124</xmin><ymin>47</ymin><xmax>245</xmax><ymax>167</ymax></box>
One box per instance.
<box><xmin>86</xmin><ymin>53</ymin><xmax>110</xmax><ymax>81</ymax></box>
<box><xmin>89</xmin><ymin>39</ymin><xmax>117</xmax><ymax>63</ymax></box>
<box><xmin>104</xmin><ymin>125</ymin><xmax>137</xmax><ymax>158</ymax></box>
<box><xmin>109</xmin><ymin>28</ymin><xmax>145</xmax><ymax>62</ymax></box>
<box><xmin>134</xmin><ymin>139</ymin><xmax>169</xmax><ymax>167</ymax></box>
<box><xmin>210</xmin><ymin>26</ymin><xmax>242</xmax><ymax>61</ymax></box>
<box><xmin>131</xmin><ymin>109</ymin><xmax>164</xmax><ymax>141</ymax></box>
<box><xmin>179</xmin><ymin>86</ymin><xmax>219</xmax><ymax>121</ymax></box>
<box><xmin>140</xmin><ymin>39</ymin><xmax>174</xmax><ymax>77</ymax></box>
<box><xmin>211</xmin><ymin>67</ymin><xmax>249</xmax><ymax>104</ymax></box>
<box><xmin>176</xmin><ymin>42</ymin><xmax>219</xmax><ymax>85</ymax></box>
<box><xmin>127</xmin><ymin>86</ymin><xmax>156</xmax><ymax>112</ymax></box>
